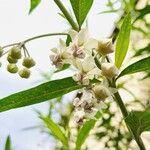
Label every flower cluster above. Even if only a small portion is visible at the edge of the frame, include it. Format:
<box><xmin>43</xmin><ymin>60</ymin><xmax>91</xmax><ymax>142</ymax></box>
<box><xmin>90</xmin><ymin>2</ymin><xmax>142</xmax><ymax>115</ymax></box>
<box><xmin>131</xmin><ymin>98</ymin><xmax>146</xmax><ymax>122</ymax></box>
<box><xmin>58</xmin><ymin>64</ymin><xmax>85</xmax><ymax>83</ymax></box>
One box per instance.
<box><xmin>50</xmin><ymin>28</ymin><xmax>119</xmax><ymax>124</ymax></box>
<box><xmin>0</xmin><ymin>45</ymin><xmax>36</xmax><ymax>78</ymax></box>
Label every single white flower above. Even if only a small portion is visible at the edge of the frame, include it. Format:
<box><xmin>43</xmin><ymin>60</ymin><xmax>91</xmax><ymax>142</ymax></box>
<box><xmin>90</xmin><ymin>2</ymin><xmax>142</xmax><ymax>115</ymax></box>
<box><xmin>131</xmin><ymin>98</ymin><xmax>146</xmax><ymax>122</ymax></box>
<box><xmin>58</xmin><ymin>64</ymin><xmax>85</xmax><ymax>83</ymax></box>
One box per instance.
<box><xmin>93</xmin><ymin>84</ymin><xmax>111</xmax><ymax>100</ymax></box>
<box><xmin>72</xmin><ymin>56</ymin><xmax>101</xmax><ymax>85</ymax></box>
<box><xmin>97</xmin><ymin>38</ymin><xmax>114</xmax><ymax>55</ymax></box>
<box><xmin>69</xmin><ymin>28</ymin><xmax>98</xmax><ymax>58</ymax></box>
<box><xmin>49</xmin><ymin>39</ymin><xmax>71</xmax><ymax>68</ymax></box>
<box><xmin>101</xmin><ymin>62</ymin><xmax>119</xmax><ymax>78</ymax></box>
<box><xmin>74</xmin><ymin>109</ymin><xmax>85</xmax><ymax>124</ymax></box>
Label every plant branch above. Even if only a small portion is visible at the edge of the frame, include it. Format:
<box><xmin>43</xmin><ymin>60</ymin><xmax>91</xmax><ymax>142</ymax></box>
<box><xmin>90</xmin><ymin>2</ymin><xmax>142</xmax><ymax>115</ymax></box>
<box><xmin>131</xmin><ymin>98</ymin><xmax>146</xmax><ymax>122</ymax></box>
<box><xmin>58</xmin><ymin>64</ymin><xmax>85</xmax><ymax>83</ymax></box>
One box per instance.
<box><xmin>112</xmin><ymin>81</ymin><xmax>146</xmax><ymax>150</ymax></box>
<box><xmin>1</xmin><ymin>33</ymin><xmax>68</xmax><ymax>56</ymax></box>
<box><xmin>54</xmin><ymin>0</ymin><xmax>79</xmax><ymax>31</ymax></box>
<box><xmin>22</xmin><ymin>33</ymin><xmax>69</xmax><ymax>44</ymax></box>
<box><xmin>2</xmin><ymin>33</ymin><xmax>68</xmax><ymax>49</ymax></box>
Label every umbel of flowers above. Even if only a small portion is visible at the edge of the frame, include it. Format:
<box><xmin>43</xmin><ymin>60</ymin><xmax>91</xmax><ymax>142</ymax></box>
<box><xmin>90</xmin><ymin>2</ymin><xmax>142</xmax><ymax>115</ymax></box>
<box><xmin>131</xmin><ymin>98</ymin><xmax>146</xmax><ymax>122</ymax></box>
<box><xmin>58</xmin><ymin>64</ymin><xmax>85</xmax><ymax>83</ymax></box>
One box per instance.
<box><xmin>49</xmin><ymin>28</ymin><xmax>119</xmax><ymax>124</ymax></box>
<box><xmin>0</xmin><ymin>44</ymin><xmax>36</xmax><ymax>78</ymax></box>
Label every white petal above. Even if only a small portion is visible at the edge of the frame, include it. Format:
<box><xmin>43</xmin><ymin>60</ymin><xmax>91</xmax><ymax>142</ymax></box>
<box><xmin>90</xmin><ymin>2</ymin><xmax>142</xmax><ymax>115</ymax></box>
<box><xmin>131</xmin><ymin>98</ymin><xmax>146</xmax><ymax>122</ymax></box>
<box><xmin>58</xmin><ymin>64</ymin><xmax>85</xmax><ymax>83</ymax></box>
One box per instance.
<box><xmin>59</xmin><ymin>39</ymin><xmax>66</xmax><ymax>50</ymax></box>
<box><xmin>82</xmin><ymin>56</ymin><xmax>95</xmax><ymax>72</ymax></box>
<box><xmin>51</xmin><ymin>48</ymin><xmax>58</xmax><ymax>53</ymax></box>
<box><xmin>69</xmin><ymin>30</ymin><xmax>78</xmax><ymax>41</ymax></box>
<box><xmin>74</xmin><ymin>59</ymin><xmax>83</xmax><ymax>72</ymax></box>
<box><xmin>78</xmin><ymin>28</ymin><xmax>90</xmax><ymax>46</ymax></box>
<box><xmin>84</xmin><ymin>38</ymin><xmax>98</xmax><ymax>50</ymax></box>
<box><xmin>87</xmin><ymin>68</ymin><xmax>101</xmax><ymax>77</ymax></box>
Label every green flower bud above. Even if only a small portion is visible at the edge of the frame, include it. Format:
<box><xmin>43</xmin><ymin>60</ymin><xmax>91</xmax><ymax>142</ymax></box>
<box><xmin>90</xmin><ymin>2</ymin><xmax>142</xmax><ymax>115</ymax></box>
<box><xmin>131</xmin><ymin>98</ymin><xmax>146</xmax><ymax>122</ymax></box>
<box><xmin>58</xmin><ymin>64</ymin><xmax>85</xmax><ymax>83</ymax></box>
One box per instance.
<box><xmin>9</xmin><ymin>46</ymin><xmax>22</xmax><ymax>59</ymax></box>
<box><xmin>0</xmin><ymin>46</ymin><xmax>3</xmax><ymax>57</ymax></box>
<box><xmin>22</xmin><ymin>57</ymin><xmax>36</xmax><ymax>68</ymax></box>
<box><xmin>7</xmin><ymin>55</ymin><xmax>18</xmax><ymax>63</ymax></box>
<box><xmin>7</xmin><ymin>63</ymin><xmax>18</xmax><ymax>73</ymax></box>
<box><xmin>19</xmin><ymin>68</ymin><xmax>30</xmax><ymax>78</ymax></box>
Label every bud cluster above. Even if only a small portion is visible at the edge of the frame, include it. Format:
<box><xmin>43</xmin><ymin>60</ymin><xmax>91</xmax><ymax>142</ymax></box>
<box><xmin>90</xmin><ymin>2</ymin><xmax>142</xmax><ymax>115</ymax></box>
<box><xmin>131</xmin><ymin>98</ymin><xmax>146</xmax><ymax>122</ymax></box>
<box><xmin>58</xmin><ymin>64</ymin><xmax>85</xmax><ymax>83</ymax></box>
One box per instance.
<box><xmin>1</xmin><ymin>45</ymin><xmax>36</xmax><ymax>78</ymax></box>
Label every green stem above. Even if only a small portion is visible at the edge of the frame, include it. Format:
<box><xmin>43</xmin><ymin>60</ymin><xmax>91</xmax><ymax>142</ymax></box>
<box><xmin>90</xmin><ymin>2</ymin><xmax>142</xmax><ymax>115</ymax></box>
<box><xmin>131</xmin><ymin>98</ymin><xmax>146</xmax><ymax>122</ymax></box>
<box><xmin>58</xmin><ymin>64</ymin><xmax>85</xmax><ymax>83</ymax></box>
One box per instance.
<box><xmin>2</xmin><ymin>43</ymin><xmax>19</xmax><ymax>49</ymax></box>
<box><xmin>1</xmin><ymin>33</ymin><xmax>68</xmax><ymax>56</ymax></box>
<box><xmin>23</xmin><ymin>33</ymin><xmax>68</xmax><ymax>44</ymax></box>
<box><xmin>54</xmin><ymin>0</ymin><xmax>79</xmax><ymax>31</ymax></box>
<box><xmin>112</xmin><ymin>81</ymin><xmax>146</xmax><ymax>150</ymax></box>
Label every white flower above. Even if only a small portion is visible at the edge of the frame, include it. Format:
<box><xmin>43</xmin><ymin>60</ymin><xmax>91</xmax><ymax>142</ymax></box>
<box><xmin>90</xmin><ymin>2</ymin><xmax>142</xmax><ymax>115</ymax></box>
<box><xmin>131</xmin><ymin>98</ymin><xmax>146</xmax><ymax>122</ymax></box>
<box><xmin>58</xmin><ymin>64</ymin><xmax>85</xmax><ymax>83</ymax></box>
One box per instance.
<box><xmin>97</xmin><ymin>38</ymin><xmax>114</xmax><ymax>55</ymax></box>
<box><xmin>73</xmin><ymin>90</ymin><xmax>96</xmax><ymax>109</ymax></box>
<box><xmin>93</xmin><ymin>79</ymin><xmax>117</xmax><ymax>101</ymax></box>
<box><xmin>74</xmin><ymin>109</ymin><xmax>85</xmax><ymax>124</ymax></box>
<box><xmin>93</xmin><ymin>84</ymin><xmax>111</xmax><ymax>100</ymax></box>
<box><xmin>101</xmin><ymin>62</ymin><xmax>119</xmax><ymax>78</ymax></box>
<box><xmin>49</xmin><ymin>39</ymin><xmax>71</xmax><ymax>68</ymax></box>
<box><xmin>72</xmin><ymin>56</ymin><xmax>101</xmax><ymax>85</ymax></box>
<box><xmin>69</xmin><ymin>28</ymin><xmax>98</xmax><ymax>58</ymax></box>
<box><xmin>84</xmin><ymin>108</ymin><xmax>97</xmax><ymax>119</ymax></box>
<box><xmin>82</xmin><ymin>90</ymin><xmax>96</xmax><ymax>104</ymax></box>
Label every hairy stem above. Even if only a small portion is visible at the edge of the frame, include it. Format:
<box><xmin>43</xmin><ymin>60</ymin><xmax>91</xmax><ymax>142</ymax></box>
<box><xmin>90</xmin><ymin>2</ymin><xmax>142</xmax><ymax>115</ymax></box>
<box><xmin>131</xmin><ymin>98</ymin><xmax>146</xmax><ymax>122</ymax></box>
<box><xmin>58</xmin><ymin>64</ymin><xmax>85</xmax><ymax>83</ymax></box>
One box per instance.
<box><xmin>112</xmin><ymin>81</ymin><xmax>146</xmax><ymax>150</ymax></box>
<box><xmin>54</xmin><ymin>0</ymin><xmax>79</xmax><ymax>31</ymax></box>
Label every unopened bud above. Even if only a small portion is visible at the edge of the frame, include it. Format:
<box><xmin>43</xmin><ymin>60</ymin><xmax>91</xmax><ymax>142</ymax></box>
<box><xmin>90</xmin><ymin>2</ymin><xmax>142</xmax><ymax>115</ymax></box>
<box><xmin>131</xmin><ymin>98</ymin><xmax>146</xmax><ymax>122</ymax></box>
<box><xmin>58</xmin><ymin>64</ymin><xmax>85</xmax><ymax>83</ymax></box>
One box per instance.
<box><xmin>19</xmin><ymin>68</ymin><xmax>30</xmax><ymax>78</ymax></box>
<box><xmin>7</xmin><ymin>63</ymin><xmax>18</xmax><ymax>73</ymax></box>
<box><xmin>97</xmin><ymin>39</ymin><xmax>114</xmax><ymax>55</ymax></box>
<box><xmin>0</xmin><ymin>46</ymin><xmax>3</xmax><ymax>57</ymax></box>
<box><xmin>22</xmin><ymin>57</ymin><xmax>36</xmax><ymax>68</ymax></box>
<box><xmin>7</xmin><ymin>55</ymin><xmax>18</xmax><ymax>63</ymax></box>
<box><xmin>101</xmin><ymin>63</ymin><xmax>119</xmax><ymax>78</ymax></box>
<box><xmin>93</xmin><ymin>85</ymin><xmax>111</xmax><ymax>100</ymax></box>
<box><xmin>9</xmin><ymin>46</ymin><xmax>22</xmax><ymax>59</ymax></box>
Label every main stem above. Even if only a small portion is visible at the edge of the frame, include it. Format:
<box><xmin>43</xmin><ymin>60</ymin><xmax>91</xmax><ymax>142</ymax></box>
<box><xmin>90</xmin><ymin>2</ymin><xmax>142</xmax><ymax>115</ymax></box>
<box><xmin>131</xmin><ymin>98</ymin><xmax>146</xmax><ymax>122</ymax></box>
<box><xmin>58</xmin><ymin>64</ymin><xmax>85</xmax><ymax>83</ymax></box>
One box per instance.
<box><xmin>54</xmin><ymin>0</ymin><xmax>79</xmax><ymax>31</ymax></box>
<box><xmin>112</xmin><ymin>81</ymin><xmax>146</xmax><ymax>150</ymax></box>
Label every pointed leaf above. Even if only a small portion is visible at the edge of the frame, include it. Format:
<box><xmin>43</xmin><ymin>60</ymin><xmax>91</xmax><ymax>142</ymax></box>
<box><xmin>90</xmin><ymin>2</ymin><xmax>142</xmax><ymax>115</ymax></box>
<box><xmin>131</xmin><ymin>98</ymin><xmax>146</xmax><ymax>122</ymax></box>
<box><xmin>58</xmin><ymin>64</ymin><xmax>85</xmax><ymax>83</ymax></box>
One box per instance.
<box><xmin>115</xmin><ymin>13</ymin><xmax>132</xmax><ymax>68</ymax></box>
<box><xmin>5</xmin><ymin>136</ymin><xmax>12</xmax><ymax>150</ymax></box>
<box><xmin>75</xmin><ymin>112</ymin><xmax>101</xmax><ymax>150</ymax></box>
<box><xmin>125</xmin><ymin>107</ymin><xmax>150</xmax><ymax>137</ymax></box>
<box><xmin>117</xmin><ymin>56</ymin><xmax>150</xmax><ymax>78</ymax></box>
<box><xmin>0</xmin><ymin>77</ymin><xmax>82</xmax><ymax>113</ymax></box>
<box><xmin>134</xmin><ymin>44</ymin><xmax>150</xmax><ymax>57</ymax></box>
<box><xmin>40</xmin><ymin>116</ymin><xmax>68</xmax><ymax>146</ymax></box>
<box><xmin>29</xmin><ymin>0</ymin><xmax>41</xmax><ymax>14</ymax></box>
<box><xmin>135</xmin><ymin>5</ymin><xmax>150</xmax><ymax>21</ymax></box>
<box><xmin>70</xmin><ymin>0</ymin><xmax>93</xmax><ymax>27</ymax></box>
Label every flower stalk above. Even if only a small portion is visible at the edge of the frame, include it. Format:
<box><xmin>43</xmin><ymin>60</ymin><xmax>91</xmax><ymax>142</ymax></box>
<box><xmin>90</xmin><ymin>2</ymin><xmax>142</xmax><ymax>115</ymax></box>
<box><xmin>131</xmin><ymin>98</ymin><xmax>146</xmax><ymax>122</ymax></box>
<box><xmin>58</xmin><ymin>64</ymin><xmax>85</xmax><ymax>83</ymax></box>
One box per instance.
<box><xmin>2</xmin><ymin>33</ymin><xmax>68</xmax><ymax>51</ymax></box>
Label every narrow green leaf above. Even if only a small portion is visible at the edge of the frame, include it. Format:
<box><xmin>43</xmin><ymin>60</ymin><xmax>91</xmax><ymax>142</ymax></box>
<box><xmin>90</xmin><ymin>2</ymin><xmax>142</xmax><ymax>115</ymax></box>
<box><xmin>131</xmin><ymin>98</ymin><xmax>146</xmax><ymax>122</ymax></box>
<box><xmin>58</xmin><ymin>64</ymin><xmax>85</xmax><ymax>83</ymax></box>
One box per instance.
<box><xmin>70</xmin><ymin>0</ymin><xmax>93</xmax><ymax>27</ymax></box>
<box><xmin>40</xmin><ymin>116</ymin><xmax>68</xmax><ymax>146</ymax></box>
<box><xmin>75</xmin><ymin>112</ymin><xmax>101</xmax><ymax>150</ymax></box>
<box><xmin>5</xmin><ymin>136</ymin><xmax>11</xmax><ymax>150</ymax></box>
<box><xmin>133</xmin><ymin>44</ymin><xmax>150</xmax><ymax>57</ymax></box>
<box><xmin>0</xmin><ymin>77</ymin><xmax>82</xmax><ymax>113</ymax></box>
<box><xmin>135</xmin><ymin>5</ymin><xmax>150</xmax><ymax>21</ymax></box>
<box><xmin>125</xmin><ymin>107</ymin><xmax>150</xmax><ymax>137</ymax></box>
<box><xmin>29</xmin><ymin>0</ymin><xmax>41</xmax><ymax>14</ymax></box>
<box><xmin>99</xmin><ymin>9</ymin><xmax>120</xmax><ymax>14</ymax></box>
<box><xmin>117</xmin><ymin>56</ymin><xmax>150</xmax><ymax>78</ymax></box>
<box><xmin>115</xmin><ymin>13</ymin><xmax>132</xmax><ymax>69</ymax></box>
